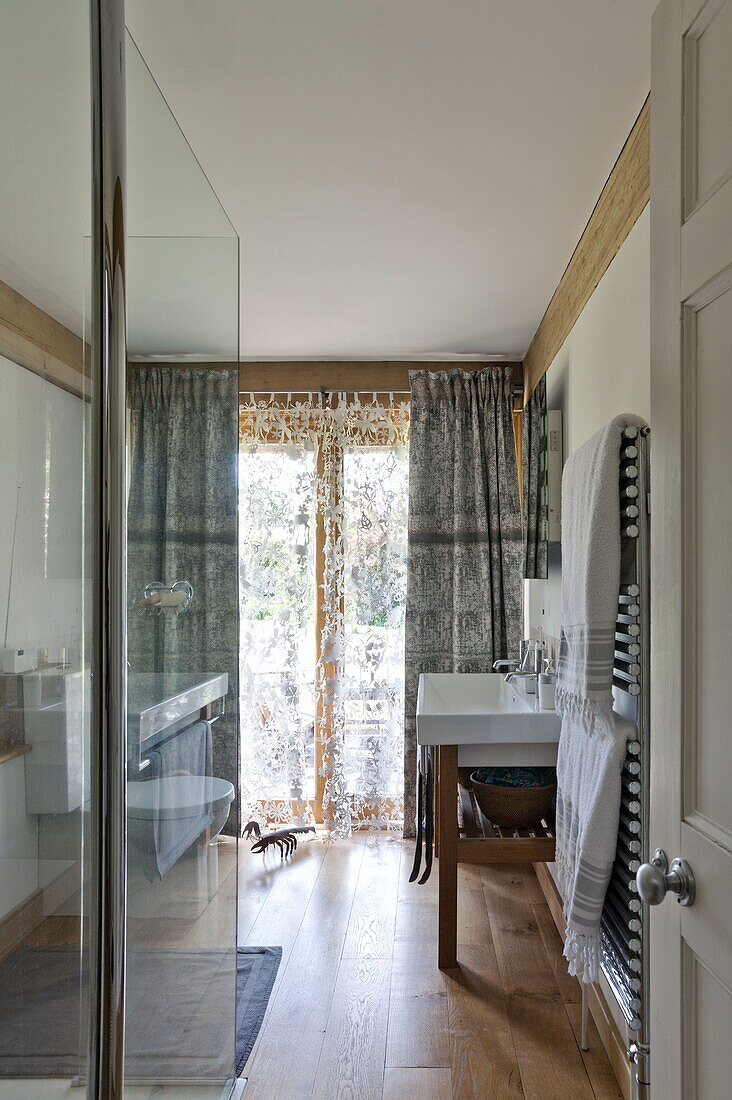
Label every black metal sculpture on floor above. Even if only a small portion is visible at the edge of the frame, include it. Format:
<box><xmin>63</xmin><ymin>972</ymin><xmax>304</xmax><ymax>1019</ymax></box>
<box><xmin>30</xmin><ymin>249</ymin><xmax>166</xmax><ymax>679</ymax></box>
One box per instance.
<box><xmin>244</xmin><ymin>820</ymin><xmax>316</xmax><ymax>858</ymax></box>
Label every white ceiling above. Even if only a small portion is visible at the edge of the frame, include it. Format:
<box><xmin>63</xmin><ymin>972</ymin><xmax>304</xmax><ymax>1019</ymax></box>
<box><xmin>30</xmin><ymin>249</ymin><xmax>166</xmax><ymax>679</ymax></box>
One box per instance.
<box><xmin>1</xmin><ymin>3</ymin><xmax>656</xmax><ymax>362</ymax></box>
<box><xmin>125</xmin><ymin>0</ymin><xmax>656</xmax><ymax>361</ymax></box>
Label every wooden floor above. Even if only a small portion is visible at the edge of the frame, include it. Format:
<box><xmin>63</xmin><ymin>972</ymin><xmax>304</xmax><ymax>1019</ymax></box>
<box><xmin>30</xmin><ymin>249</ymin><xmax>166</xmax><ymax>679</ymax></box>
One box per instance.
<box><xmin>17</xmin><ymin>835</ymin><xmax>622</xmax><ymax>1098</ymax></box>
<box><xmin>240</xmin><ymin>834</ymin><xmax>623</xmax><ymax>1100</ymax></box>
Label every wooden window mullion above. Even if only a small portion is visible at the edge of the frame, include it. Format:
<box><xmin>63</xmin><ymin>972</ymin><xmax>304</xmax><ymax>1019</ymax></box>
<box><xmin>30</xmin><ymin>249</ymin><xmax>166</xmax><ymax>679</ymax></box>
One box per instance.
<box><xmin>313</xmin><ymin>438</ymin><xmax>344</xmax><ymax>823</ymax></box>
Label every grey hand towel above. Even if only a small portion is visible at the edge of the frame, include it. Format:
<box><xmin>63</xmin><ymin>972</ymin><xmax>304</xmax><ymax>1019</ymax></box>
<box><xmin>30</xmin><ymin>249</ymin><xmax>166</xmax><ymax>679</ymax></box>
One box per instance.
<box><xmin>141</xmin><ymin>719</ymin><xmax>215</xmax><ymax>880</ymax></box>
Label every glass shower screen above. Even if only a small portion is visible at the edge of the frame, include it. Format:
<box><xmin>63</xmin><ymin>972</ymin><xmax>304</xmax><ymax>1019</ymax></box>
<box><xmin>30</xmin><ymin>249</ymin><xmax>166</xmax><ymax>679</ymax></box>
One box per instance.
<box><xmin>0</xmin><ymin>1</ymin><xmax>94</xmax><ymax>1092</ymax></box>
<box><xmin>124</xmin><ymin>31</ymin><xmax>241</xmax><ymax>1098</ymax></box>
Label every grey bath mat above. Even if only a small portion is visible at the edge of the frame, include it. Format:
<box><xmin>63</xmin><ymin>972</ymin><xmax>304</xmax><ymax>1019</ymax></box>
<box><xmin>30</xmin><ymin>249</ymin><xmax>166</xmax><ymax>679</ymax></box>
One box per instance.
<box><xmin>234</xmin><ymin>946</ymin><xmax>281</xmax><ymax>1073</ymax></box>
<box><xmin>0</xmin><ymin>944</ymin><xmax>281</xmax><ymax>1080</ymax></box>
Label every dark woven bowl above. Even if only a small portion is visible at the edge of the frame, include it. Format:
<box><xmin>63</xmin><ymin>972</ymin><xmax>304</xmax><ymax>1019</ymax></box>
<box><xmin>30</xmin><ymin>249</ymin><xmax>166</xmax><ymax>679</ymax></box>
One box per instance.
<box><xmin>470</xmin><ymin>769</ymin><xmax>557</xmax><ymax>828</ymax></box>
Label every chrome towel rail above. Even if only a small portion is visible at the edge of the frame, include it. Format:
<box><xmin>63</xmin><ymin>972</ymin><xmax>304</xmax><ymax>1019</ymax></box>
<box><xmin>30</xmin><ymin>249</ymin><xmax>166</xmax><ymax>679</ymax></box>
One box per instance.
<box><xmin>600</xmin><ymin>424</ymin><xmax>650</xmax><ymax>1099</ymax></box>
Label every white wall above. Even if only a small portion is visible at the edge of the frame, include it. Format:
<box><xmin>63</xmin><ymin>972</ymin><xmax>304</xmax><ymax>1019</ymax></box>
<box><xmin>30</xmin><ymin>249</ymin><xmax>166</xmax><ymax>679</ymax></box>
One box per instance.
<box><xmin>0</xmin><ymin>356</ymin><xmax>87</xmax><ymax>920</ymax></box>
<box><xmin>524</xmin><ymin>210</ymin><xmax>651</xmax><ymax>1038</ymax></box>
<box><xmin>526</xmin><ymin>205</ymin><xmax>651</xmax><ymax>647</ymax></box>
<box><xmin>0</xmin><ymin>355</ymin><xmax>86</xmax><ymax>658</ymax></box>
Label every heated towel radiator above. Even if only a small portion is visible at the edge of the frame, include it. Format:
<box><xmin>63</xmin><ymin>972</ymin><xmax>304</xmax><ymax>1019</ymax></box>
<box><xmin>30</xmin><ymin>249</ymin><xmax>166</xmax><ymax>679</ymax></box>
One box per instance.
<box><xmin>601</xmin><ymin>424</ymin><xmax>650</xmax><ymax>1099</ymax></box>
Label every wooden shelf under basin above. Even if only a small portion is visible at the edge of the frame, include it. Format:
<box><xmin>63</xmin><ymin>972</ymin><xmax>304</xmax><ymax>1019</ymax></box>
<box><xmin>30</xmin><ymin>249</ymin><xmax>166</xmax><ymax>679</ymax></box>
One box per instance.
<box><xmin>435</xmin><ymin>746</ymin><xmax>557</xmax><ymax>970</ymax></box>
<box><xmin>457</xmin><ymin>767</ymin><xmax>556</xmax><ymax>863</ymax></box>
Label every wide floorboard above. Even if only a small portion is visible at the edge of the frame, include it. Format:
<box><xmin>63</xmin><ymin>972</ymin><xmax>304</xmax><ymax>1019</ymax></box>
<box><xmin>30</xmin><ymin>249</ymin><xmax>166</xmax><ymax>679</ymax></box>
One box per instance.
<box><xmin>241</xmin><ymin>836</ymin><xmax>623</xmax><ymax>1100</ymax></box>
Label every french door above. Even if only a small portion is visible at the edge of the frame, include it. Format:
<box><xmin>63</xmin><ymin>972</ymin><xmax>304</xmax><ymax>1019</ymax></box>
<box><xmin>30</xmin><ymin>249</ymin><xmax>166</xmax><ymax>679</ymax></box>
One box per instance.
<box><xmin>238</xmin><ymin>394</ymin><xmax>409</xmax><ymax>834</ymax></box>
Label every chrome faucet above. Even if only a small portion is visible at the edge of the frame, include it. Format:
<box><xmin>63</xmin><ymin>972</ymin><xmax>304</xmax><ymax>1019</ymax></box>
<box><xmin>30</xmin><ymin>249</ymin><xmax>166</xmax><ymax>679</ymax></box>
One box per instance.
<box><xmin>493</xmin><ymin>639</ymin><xmax>528</xmax><ymax>680</ymax></box>
<box><xmin>498</xmin><ymin>642</ymin><xmax>544</xmax><ymax>685</ymax></box>
<box><xmin>504</xmin><ymin>669</ymin><xmax>537</xmax><ymax>685</ymax></box>
<box><xmin>492</xmin><ymin>638</ymin><xmax>531</xmax><ymax>675</ymax></box>
<box><xmin>492</xmin><ymin>658</ymin><xmax>520</xmax><ymax>673</ymax></box>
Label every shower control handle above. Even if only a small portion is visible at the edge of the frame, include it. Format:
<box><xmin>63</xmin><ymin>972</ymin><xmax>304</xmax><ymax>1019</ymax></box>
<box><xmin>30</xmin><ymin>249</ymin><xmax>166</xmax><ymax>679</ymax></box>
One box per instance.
<box><xmin>636</xmin><ymin>849</ymin><xmax>696</xmax><ymax>907</ymax></box>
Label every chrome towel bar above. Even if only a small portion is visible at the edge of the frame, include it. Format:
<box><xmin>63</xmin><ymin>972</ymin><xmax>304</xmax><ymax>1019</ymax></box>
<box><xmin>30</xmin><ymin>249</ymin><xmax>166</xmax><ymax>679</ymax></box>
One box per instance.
<box><xmin>600</xmin><ymin>424</ymin><xmax>650</xmax><ymax>1099</ymax></box>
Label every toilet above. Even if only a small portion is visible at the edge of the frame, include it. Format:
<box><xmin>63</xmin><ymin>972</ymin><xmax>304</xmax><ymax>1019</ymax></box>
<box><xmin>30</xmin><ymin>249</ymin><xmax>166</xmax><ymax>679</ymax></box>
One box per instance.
<box><xmin>127</xmin><ymin>774</ymin><xmax>235</xmax><ymax>887</ymax></box>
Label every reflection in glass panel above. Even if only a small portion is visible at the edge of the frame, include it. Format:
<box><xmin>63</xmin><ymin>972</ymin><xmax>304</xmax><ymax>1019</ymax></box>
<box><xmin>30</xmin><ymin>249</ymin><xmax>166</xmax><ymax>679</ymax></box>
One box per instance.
<box><xmin>124</xmin><ymin>363</ymin><xmax>239</xmax><ymax>1093</ymax></box>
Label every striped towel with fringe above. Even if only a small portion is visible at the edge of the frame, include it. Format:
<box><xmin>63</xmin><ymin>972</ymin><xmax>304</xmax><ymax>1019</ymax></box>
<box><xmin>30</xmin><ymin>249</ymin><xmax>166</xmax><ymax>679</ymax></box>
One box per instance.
<box><xmin>555</xmin><ymin>413</ymin><xmax>646</xmax><ymax>982</ymax></box>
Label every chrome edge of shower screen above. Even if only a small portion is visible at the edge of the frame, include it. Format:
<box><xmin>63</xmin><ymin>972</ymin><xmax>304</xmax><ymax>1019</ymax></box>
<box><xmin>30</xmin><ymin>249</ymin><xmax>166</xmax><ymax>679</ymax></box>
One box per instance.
<box><xmin>89</xmin><ymin>0</ymin><xmax>128</xmax><ymax>1096</ymax></box>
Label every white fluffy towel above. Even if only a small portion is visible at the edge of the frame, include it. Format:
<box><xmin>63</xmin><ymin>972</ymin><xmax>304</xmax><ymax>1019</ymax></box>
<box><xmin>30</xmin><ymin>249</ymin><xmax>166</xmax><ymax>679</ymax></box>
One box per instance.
<box><xmin>555</xmin><ymin>413</ymin><xmax>647</xmax><ymax>983</ymax></box>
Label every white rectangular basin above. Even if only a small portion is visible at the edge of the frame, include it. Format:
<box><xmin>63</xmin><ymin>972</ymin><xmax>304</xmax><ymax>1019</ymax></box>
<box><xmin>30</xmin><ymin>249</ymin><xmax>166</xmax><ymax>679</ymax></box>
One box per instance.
<box><xmin>417</xmin><ymin>673</ymin><xmax>561</xmax><ymax>766</ymax></box>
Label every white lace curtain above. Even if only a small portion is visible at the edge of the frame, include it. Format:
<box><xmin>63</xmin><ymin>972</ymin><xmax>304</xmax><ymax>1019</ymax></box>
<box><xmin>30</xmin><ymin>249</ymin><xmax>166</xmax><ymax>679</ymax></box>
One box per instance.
<box><xmin>238</xmin><ymin>392</ymin><xmax>409</xmax><ymax>837</ymax></box>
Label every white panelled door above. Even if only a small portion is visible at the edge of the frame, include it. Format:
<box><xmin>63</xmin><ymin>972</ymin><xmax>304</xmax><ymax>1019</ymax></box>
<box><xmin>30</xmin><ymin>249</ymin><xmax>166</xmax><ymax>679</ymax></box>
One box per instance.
<box><xmin>648</xmin><ymin>0</ymin><xmax>732</xmax><ymax>1096</ymax></box>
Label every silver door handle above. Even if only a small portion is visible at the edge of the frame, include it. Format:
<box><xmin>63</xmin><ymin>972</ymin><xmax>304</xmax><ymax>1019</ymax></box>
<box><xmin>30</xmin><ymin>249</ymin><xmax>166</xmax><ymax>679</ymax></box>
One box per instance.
<box><xmin>635</xmin><ymin>848</ymin><xmax>696</xmax><ymax>907</ymax></box>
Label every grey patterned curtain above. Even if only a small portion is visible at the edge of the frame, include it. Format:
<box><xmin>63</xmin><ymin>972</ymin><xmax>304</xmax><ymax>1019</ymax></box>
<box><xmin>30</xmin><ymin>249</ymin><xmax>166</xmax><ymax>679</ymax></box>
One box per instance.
<box><xmin>522</xmin><ymin>375</ymin><xmax>548</xmax><ymax>579</ymax></box>
<box><xmin>127</xmin><ymin>368</ymin><xmax>240</xmax><ymax>834</ymax></box>
<box><xmin>403</xmin><ymin>368</ymin><xmax>523</xmax><ymax>836</ymax></box>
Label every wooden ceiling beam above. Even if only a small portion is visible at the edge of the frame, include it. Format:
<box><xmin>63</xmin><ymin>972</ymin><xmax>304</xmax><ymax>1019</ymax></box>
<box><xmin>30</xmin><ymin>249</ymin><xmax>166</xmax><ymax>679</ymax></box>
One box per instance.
<box><xmin>522</xmin><ymin>95</ymin><xmax>650</xmax><ymax>405</ymax></box>
<box><xmin>0</xmin><ymin>279</ymin><xmax>88</xmax><ymax>399</ymax></box>
<box><xmin>237</xmin><ymin>360</ymin><xmax>523</xmax><ymax>394</ymax></box>
<box><xmin>129</xmin><ymin>359</ymin><xmax>524</xmax><ymax>395</ymax></box>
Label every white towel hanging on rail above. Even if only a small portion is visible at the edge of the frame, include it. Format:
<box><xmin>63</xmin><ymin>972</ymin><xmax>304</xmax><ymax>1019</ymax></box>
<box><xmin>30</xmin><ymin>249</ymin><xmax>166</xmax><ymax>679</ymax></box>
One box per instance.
<box><xmin>555</xmin><ymin>412</ymin><xmax>647</xmax><ymax>982</ymax></box>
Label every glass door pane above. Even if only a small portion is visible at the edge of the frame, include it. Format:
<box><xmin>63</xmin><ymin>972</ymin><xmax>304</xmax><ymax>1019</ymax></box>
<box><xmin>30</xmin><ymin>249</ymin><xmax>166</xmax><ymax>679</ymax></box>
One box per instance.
<box><xmin>239</xmin><ymin>444</ymin><xmax>318</xmax><ymax>824</ymax></box>
<box><xmin>0</xmin><ymin>1</ymin><xmax>94</xmax><ymax>1093</ymax></box>
<box><xmin>341</xmin><ymin>446</ymin><xmax>408</xmax><ymax>826</ymax></box>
